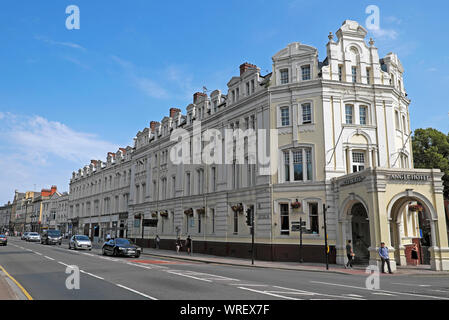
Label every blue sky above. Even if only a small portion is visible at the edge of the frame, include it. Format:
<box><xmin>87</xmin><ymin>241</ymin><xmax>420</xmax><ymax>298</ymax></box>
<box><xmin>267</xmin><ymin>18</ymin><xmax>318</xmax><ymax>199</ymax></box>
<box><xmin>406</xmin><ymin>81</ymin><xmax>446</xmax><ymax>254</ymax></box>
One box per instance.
<box><xmin>0</xmin><ymin>0</ymin><xmax>448</xmax><ymax>204</ymax></box>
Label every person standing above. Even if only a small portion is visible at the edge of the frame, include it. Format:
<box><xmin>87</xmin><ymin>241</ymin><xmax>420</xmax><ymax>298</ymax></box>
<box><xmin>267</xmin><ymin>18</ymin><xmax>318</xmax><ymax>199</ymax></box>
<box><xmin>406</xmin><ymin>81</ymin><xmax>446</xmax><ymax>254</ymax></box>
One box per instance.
<box><xmin>176</xmin><ymin>237</ymin><xmax>182</xmax><ymax>254</ymax></box>
<box><xmin>411</xmin><ymin>243</ymin><xmax>419</xmax><ymax>266</ymax></box>
<box><xmin>155</xmin><ymin>235</ymin><xmax>160</xmax><ymax>249</ymax></box>
<box><xmin>185</xmin><ymin>235</ymin><xmax>192</xmax><ymax>255</ymax></box>
<box><xmin>379</xmin><ymin>242</ymin><xmax>393</xmax><ymax>274</ymax></box>
<box><xmin>345</xmin><ymin>240</ymin><xmax>354</xmax><ymax>269</ymax></box>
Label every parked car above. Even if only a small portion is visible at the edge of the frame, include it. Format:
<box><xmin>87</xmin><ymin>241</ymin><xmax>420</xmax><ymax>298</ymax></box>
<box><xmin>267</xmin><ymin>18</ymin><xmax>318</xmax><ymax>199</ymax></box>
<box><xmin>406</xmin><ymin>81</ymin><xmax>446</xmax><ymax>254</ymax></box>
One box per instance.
<box><xmin>69</xmin><ymin>235</ymin><xmax>92</xmax><ymax>251</ymax></box>
<box><xmin>102</xmin><ymin>238</ymin><xmax>141</xmax><ymax>258</ymax></box>
<box><xmin>21</xmin><ymin>232</ymin><xmax>30</xmax><ymax>240</ymax></box>
<box><xmin>0</xmin><ymin>235</ymin><xmax>7</xmax><ymax>246</ymax></box>
<box><xmin>26</xmin><ymin>232</ymin><xmax>41</xmax><ymax>242</ymax></box>
<box><xmin>41</xmin><ymin>229</ymin><xmax>62</xmax><ymax>245</ymax></box>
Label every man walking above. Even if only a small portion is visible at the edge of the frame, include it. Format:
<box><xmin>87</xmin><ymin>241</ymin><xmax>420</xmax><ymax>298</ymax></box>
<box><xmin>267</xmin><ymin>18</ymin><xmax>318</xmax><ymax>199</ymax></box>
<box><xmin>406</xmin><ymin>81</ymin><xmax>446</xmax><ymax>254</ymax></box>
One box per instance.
<box><xmin>345</xmin><ymin>240</ymin><xmax>354</xmax><ymax>269</ymax></box>
<box><xmin>185</xmin><ymin>235</ymin><xmax>192</xmax><ymax>255</ymax></box>
<box><xmin>378</xmin><ymin>242</ymin><xmax>393</xmax><ymax>274</ymax></box>
<box><xmin>155</xmin><ymin>235</ymin><xmax>160</xmax><ymax>249</ymax></box>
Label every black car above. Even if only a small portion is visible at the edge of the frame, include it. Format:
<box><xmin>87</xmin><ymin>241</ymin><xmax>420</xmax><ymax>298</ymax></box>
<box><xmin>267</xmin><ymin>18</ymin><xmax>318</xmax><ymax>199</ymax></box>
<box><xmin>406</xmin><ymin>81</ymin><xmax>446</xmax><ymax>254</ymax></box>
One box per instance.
<box><xmin>0</xmin><ymin>234</ymin><xmax>7</xmax><ymax>246</ymax></box>
<box><xmin>102</xmin><ymin>238</ymin><xmax>141</xmax><ymax>258</ymax></box>
<box><xmin>41</xmin><ymin>229</ymin><xmax>62</xmax><ymax>245</ymax></box>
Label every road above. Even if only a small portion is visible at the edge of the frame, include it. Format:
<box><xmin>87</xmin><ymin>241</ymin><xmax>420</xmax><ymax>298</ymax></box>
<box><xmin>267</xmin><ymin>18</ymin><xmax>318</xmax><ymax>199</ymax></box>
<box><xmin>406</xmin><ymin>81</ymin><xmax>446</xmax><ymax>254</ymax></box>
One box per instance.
<box><xmin>1</xmin><ymin>237</ymin><xmax>449</xmax><ymax>300</ymax></box>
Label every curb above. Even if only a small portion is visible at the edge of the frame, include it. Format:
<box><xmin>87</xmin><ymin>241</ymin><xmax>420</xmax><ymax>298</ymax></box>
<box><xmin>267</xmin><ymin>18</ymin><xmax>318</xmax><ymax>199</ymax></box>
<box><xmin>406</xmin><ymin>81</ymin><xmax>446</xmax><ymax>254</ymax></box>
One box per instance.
<box><xmin>140</xmin><ymin>251</ymin><xmax>359</xmax><ymax>276</ymax></box>
<box><xmin>141</xmin><ymin>251</ymin><xmax>449</xmax><ymax>276</ymax></box>
<box><xmin>0</xmin><ymin>265</ymin><xmax>32</xmax><ymax>300</ymax></box>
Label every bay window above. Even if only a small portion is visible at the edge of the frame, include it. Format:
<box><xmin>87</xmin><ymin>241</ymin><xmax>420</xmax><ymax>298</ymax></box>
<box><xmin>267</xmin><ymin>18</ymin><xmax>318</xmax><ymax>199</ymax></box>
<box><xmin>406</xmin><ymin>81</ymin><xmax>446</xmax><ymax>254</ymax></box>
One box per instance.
<box><xmin>282</xmin><ymin>148</ymin><xmax>313</xmax><ymax>182</ymax></box>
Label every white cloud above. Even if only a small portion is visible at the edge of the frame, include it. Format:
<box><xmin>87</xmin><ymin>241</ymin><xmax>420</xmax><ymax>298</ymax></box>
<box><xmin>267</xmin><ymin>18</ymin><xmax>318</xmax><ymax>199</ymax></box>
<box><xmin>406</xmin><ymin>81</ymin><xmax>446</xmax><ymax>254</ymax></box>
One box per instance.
<box><xmin>0</xmin><ymin>113</ymin><xmax>119</xmax><ymax>203</ymax></box>
<box><xmin>369</xmin><ymin>26</ymin><xmax>399</xmax><ymax>40</ymax></box>
<box><xmin>135</xmin><ymin>77</ymin><xmax>169</xmax><ymax>99</ymax></box>
<box><xmin>35</xmin><ymin>35</ymin><xmax>86</xmax><ymax>52</ymax></box>
<box><xmin>111</xmin><ymin>55</ymin><xmax>196</xmax><ymax>100</ymax></box>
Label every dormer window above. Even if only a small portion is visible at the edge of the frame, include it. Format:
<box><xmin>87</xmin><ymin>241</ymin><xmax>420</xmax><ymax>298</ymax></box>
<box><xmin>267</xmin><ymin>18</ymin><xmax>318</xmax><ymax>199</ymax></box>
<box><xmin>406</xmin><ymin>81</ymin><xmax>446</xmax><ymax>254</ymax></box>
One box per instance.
<box><xmin>280</xmin><ymin>69</ymin><xmax>289</xmax><ymax>84</ymax></box>
<box><xmin>301</xmin><ymin>65</ymin><xmax>311</xmax><ymax>80</ymax></box>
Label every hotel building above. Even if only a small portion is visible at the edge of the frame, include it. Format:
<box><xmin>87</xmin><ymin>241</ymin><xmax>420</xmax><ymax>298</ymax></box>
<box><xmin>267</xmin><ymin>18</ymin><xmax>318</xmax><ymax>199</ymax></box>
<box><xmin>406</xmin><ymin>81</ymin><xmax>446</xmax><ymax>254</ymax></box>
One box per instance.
<box><xmin>69</xmin><ymin>20</ymin><xmax>449</xmax><ymax>271</ymax></box>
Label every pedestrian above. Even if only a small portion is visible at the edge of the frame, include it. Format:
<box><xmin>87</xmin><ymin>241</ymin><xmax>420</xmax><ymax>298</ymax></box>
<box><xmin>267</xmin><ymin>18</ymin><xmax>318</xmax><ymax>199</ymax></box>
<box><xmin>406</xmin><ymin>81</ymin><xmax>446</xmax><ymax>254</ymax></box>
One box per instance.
<box><xmin>176</xmin><ymin>237</ymin><xmax>182</xmax><ymax>254</ymax></box>
<box><xmin>411</xmin><ymin>243</ymin><xmax>419</xmax><ymax>266</ymax></box>
<box><xmin>185</xmin><ymin>235</ymin><xmax>192</xmax><ymax>255</ymax></box>
<box><xmin>106</xmin><ymin>233</ymin><xmax>111</xmax><ymax>241</ymax></box>
<box><xmin>155</xmin><ymin>235</ymin><xmax>160</xmax><ymax>249</ymax></box>
<box><xmin>345</xmin><ymin>240</ymin><xmax>354</xmax><ymax>269</ymax></box>
<box><xmin>378</xmin><ymin>242</ymin><xmax>393</xmax><ymax>274</ymax></box>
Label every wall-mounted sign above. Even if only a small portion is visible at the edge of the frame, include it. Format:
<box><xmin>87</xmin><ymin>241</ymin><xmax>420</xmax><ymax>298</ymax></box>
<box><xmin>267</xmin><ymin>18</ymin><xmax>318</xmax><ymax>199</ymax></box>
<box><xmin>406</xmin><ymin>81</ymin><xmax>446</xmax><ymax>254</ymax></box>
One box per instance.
<box><xmin>341</xmin><ymin>175</ymin><xmax>366</xmax><ymax>187</ymax></box>
<box><xmin>143</xmin><ymin>219</ymin><xmax>158</xmax><ymax>228</ymax></box>
<box><xmin>390</xmin><ymin>174</ymin><xmax>430</xmax><ymax>181</ymax></box>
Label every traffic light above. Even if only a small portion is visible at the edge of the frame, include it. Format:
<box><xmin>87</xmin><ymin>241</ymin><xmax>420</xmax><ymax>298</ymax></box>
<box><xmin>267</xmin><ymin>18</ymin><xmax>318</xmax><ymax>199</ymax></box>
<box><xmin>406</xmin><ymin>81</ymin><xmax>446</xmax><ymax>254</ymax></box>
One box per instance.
<box><xmin>245</xmin><ymin>207</ymin><xmax>253</xmax><ymax>226</ymax></box>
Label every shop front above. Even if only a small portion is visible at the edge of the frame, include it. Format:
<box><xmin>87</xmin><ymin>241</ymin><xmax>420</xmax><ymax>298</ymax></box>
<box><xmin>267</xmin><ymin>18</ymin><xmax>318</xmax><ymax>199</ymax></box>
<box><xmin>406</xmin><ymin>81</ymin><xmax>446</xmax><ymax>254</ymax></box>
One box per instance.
<box><xmin>333</xmin><ymin>168</ymin><xmax>449</xmax><ymax>271</ymax></box>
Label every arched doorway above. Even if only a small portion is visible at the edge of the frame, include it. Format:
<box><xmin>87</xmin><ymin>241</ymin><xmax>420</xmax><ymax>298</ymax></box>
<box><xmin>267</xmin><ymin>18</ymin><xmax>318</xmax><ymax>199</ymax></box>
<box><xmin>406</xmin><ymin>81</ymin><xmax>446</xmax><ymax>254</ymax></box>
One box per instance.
<box><xmin>388</xmin><ymin>193</ymin><xmax>436</xmax><ymax>267</ymax></box>
<box><xmin>350</xmin><ymin>203</ymin><xmax>370</xmax><ymax>264</ymax></box>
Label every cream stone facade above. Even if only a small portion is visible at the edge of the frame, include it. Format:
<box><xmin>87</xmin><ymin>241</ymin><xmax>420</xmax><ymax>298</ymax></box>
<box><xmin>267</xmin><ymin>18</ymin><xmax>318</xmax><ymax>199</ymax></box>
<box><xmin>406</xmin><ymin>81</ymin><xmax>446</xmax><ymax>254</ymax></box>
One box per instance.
<box><xmin>68</xmin><ymin>20</ymin><xmax>449</xmax><ymax>270</ymax></box>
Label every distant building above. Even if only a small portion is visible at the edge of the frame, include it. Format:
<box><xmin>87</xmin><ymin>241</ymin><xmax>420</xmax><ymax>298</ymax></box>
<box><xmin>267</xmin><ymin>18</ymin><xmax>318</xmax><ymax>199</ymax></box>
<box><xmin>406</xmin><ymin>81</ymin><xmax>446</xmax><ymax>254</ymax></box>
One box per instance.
<box><xmin>0</xmin><ymin>202</ymin><xmax>12</xmax><ymax>233</ymax></box>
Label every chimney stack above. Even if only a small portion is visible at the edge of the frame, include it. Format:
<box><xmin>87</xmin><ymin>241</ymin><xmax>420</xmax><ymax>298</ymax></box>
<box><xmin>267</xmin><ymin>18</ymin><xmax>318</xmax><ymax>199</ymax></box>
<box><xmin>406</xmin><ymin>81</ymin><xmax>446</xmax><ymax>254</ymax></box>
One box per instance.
<box><xmin>170</xmin><ymin>108</ymin><xmax>181</xmax><ymax>118</ymax></box>
<box><xmin>239</xmin><ymin>62</ymin><xmax>258</xmax><ymax>76</ymax></box>
<box><xmin>150</xmin><ymin>121</ymin><xmax>159</xmax><ymax>132</ymax></box>
<box><xmin>193</xmin><ymin>92</ymin><xmax>207</xmax><ymax>104</ymax></box>
<box><xmin>51</xmin><ymin>186</ymin><xmax>57</xmax><ymax>195</ymax></box>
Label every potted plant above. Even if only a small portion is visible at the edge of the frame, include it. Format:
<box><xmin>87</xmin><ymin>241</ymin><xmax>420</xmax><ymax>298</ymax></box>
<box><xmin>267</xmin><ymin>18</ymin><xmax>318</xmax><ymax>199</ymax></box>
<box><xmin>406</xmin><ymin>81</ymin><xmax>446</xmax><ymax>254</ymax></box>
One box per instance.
<box><xmin>151</xmin><ymin>212</ymin><xmax>158</xmax><ymax>218</ymax></box>
<box><xmin>184</xmin><ymin>208</ymin><xmax>193</xmax><ymax>215</ymax></box>
<box><xmin>409</xmin><ymin>204</ymin><xmax>423</xmax><ymax>212</ymax></box>
<box><xmin>231</xmin><ymin>203</ymin><xmax>243</xmax><ymax>213</ymax></box>
<box><xmin>291</xmin><ymin>200</ymin><xmax>301</xmax><ymax>210</ymax></box>
<box><xmin>197</xmin><ymin>208</ymin><xmax>205</xmax><ymax>215</ymax></box>
<box><xmin>160</xmin><ymin>211</ymin><xmax>169</xmax><ymax>218</ymax></box>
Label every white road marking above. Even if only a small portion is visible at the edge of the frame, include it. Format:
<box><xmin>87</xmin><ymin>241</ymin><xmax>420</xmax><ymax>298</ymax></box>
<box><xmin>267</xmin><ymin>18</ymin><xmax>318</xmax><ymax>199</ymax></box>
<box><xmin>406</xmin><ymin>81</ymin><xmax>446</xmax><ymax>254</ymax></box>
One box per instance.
<box><xmin>392</xmin><ymin>283</ymin><xmax>431</xmax><ymax>287</ymax></box>
<box><xmin>116</xmin><ymin>284</ymin><xmax>158</xmax><ymax>300</ymax></box>
<box><xmin>238</xmin><ymin>286</ymin><xmax>301</xmax><ymax>300</ymax></box>
<box><xmin>165</xmin><ymin>270</ymin><xmax>212</xmax><ymax>282</ymax></box>
<box><xmin>80</xmin><ymin>270</ymin><xmax>104</xmax><ymax>280</ymax></box>
<box><xmin>273</xmin><ymin>285</ymin><xmax>365</xmax><ymax>300</ymax></box>
<box><xmin>57</xmin><ymin>261</ymin><xmax>69</xmax><ymax>267</ymax></box>
<box><xmin>34</xmin><ymin>252</ymin><xmax>43</xmax><ymax>256</ymax></box>
<box><xmin>372</xmin><ymin>292</ymin><xmax>396</xmax><ymax>296</ymax></box>
<box><xmin>229</xmin><ymin>284</ymin><xmax>268</xmax><ymax>287</ymax></box>
<box><xmin>429</xmin><ymin>289</ymin><xmax>449</xmax><ymax>293</ymax></box>
<box><xmin>344</xmin><ymin>294</ymin><xmax>364</xmax><ymax>298</ymax></box>
<box><xmin>44</xmin><ymin>256</ymin><xmax>55</xmax><ymax>261</ymax></box>
<box><xmin>311</xmin><ymin>281</ymin><xmax>449</xmax><ymax>300</ymax></box>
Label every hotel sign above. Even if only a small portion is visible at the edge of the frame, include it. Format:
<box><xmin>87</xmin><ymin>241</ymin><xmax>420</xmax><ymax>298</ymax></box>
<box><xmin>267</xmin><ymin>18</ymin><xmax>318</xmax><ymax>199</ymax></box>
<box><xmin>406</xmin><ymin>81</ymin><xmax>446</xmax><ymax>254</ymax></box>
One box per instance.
<box><xmin>390</xmin><ymin>174</ymin><xmax>430</xmax><ymax>181</ymax></box>
<box><xmin>341</xmin><ymin>175</ymin><xmax>366</xmax><ymax>187</ymax></box>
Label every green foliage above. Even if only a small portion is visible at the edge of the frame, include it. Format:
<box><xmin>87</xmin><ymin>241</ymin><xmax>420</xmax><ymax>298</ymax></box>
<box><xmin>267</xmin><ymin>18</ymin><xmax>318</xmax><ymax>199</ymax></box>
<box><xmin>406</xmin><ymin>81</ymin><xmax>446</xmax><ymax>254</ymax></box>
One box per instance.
<box><xmin>412</xmin><ymin>128</ymin><xmax>449</xmax><ymax>199</ymax></box>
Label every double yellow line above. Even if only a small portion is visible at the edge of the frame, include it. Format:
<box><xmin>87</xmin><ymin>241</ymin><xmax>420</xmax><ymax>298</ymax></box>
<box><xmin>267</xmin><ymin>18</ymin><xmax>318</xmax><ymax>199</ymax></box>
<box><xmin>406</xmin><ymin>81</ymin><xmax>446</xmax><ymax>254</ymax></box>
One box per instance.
<box><xmin>0</xmin><ymin>265</ymin><xmax>33</xmax><ymax>300</ymax></box>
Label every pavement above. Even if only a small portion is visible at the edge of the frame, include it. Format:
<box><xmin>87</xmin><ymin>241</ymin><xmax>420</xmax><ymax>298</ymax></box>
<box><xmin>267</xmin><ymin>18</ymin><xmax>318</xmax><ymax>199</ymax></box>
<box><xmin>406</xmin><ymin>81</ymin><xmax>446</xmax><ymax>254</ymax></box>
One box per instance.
<box><xmin>139</xmin><ymin>247</ymin><xmax>449</xmax><ymax>276</ymax></box>
<box><xmin>0</xmin><ymin>265</ymin><xmax>29</xmax><ymax>300</ymax></box>
<box><xmin>1</xmin><ymin>236</ymin><xmax>449</xmax><ymax>301</ymax></box>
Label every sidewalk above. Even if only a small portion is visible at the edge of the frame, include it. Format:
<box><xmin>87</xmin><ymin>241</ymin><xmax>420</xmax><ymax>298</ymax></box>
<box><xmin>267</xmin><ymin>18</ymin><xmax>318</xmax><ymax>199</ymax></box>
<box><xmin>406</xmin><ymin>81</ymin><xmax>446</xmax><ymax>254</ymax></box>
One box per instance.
<box><xmin>0</xmin><ymin>266</ymin><xmax>29</xmax><ymax>300</ymax></box>
<box><xmin>141</xmin><ymin>248</ymin><xmax>449</xmax><ymax>276</ymax></box>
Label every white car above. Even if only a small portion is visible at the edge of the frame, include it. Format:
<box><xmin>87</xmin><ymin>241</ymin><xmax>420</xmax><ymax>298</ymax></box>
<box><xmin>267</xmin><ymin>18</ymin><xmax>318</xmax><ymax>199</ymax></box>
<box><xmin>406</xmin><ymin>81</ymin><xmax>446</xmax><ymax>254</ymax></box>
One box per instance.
<box><xmin>69</xmin><ymin>235</ymin><xmax>92</xmax><ymax>250</ymax></box>
<box><xmin>26</xmin><ymin>232</ymin><xmax>41</xmax><ymax>242</ymax></box>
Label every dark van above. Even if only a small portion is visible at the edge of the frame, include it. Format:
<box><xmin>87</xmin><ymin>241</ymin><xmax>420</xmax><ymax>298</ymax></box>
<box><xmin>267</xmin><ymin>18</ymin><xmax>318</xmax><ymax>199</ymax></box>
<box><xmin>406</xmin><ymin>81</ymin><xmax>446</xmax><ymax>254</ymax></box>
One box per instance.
<box><xmin>41</xmin><ymin>229</ymin><xmax>62</xmax><ymax>245</ymax></box>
